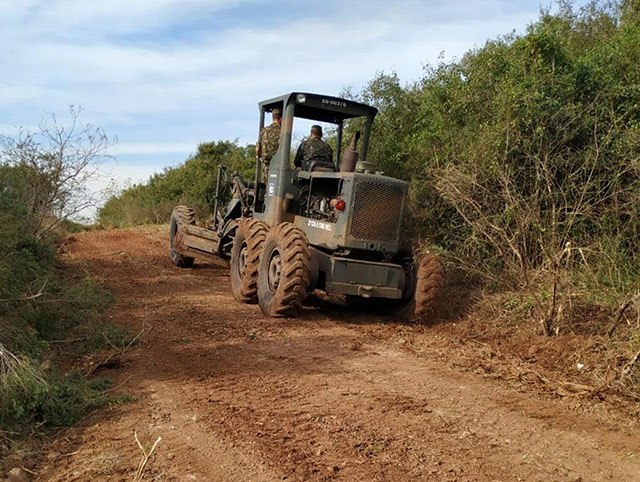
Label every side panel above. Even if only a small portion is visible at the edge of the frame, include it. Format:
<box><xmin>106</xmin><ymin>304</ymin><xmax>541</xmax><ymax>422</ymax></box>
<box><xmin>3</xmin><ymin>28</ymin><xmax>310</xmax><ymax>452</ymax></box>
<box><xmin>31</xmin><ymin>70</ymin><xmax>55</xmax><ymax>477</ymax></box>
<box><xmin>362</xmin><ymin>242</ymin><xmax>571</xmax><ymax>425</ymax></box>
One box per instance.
<box><xmin>295</xmin><ymin>215</ymin><xmax>339</xmax><ymax>250</ymax></box>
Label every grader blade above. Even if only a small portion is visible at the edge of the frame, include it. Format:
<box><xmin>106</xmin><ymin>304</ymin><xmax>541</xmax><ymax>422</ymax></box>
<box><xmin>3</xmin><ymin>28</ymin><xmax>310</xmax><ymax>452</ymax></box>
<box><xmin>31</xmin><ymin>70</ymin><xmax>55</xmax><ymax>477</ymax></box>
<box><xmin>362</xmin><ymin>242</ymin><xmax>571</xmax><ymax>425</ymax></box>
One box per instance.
<box><xmin>173</xmin><ymin>224</ymin><xmax>220</xmax><ymax>262</ymax></box>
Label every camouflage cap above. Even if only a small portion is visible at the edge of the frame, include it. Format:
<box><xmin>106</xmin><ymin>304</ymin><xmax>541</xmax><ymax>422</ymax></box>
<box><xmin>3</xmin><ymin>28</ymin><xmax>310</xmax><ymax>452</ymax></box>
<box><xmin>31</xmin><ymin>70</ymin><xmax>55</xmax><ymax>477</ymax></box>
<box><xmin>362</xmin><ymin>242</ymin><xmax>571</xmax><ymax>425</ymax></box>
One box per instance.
<box><xmin>272</xmin><ymin>108</ymin><xmax>282</xmax><ymax>116</ymax></box>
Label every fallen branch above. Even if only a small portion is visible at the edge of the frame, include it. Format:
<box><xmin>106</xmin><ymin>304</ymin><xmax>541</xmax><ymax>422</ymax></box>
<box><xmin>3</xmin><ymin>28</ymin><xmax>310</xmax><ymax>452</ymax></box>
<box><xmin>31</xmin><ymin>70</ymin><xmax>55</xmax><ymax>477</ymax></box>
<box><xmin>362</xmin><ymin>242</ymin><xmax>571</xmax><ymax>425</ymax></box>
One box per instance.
<box><xmin>133</xmin><ymin>430</ymin><xmax>161</xmax><ymax>481</ymax></box>
<box><xmin>85</xmin><ymin>324</ymin><xmax>148</xmax><ymax>377</ymax></box>
<box><xmin>0</xmin><ymin>281</ymin><xmax>47</xmax><ymax>303</ymax></box>
<box><xmin>104</xmin><ymin>374</ymin><xmax>132</xmax><ymax>393</ymax></box>
<box><xmin>84</xmin><ymin>352</ymin><xmax>119</xmax><ymax>378</ymax></box>
<box><xmin>619</xmin><ymin>348</ymin><xmax>640</xmax><ymax>382</ymax></box>
<box><xmin>103</xmin><ymin>325</ymin><xmax>147</xmax><ymax>357</ymax></box>
<box><xmin>0</xmin><ymin>343</ymin><xmax>47</xmax><ymax>387</ymax></box>
<box><xmin>606</xmin><ymin>293</ymin><xmax>640</xmax><ymax>338</ymax></box>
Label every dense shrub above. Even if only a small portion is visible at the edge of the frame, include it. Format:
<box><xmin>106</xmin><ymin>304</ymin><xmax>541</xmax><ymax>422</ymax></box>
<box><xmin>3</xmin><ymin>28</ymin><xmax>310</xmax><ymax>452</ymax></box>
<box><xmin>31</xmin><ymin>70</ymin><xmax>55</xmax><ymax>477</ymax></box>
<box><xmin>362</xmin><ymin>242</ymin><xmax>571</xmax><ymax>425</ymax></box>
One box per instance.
<box><xmin>0</xmin><ymin>163</ymin><xmax>114</xmax><ymax>443</ymax></box>
<box><xmin>99</xmin><ymin>140</ymin><xmax>255</xmax><ymax>227</ymax></box>
<box><xmin>0</xmin><ymin>112</ymin><xmax>119</xmax><ymax>448</ymax></box>
<box><xmin>0</xmin><ymin>356</ymin><xmax>108</xmax><ymax>431</ymax></box>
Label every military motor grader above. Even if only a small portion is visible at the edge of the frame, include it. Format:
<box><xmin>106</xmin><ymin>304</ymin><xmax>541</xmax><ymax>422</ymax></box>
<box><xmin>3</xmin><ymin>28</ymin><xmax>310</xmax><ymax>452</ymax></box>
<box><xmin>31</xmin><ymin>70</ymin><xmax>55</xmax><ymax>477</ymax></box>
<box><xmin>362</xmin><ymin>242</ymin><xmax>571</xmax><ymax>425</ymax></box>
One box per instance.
<box><xmin>169</xmin><ymin>92</ymin><xmax>444</xmax><ymax>319</ymax></box>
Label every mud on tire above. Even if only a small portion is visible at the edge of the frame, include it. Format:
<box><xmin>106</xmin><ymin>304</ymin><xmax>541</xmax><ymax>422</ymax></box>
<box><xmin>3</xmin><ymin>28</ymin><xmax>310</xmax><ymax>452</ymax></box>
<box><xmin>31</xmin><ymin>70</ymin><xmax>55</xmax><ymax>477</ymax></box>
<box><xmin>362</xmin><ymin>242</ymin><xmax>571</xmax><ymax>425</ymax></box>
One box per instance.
<box><xmin>230</xmin><ymin>217</ymin><xmax>268</xmax><ymax>303</ymax></box>
<box><xmin>392</xmin><ymin>253</ymin><xmax>445</xmax><ymax>322</ymax></box>
<box><xmin>258</xmin><ymin>223</ymin><xmax>311</xmax><ymax>317</ymax></box>
<box><xmin>169</xmin><ymin>205</ymin><xmax>195</xmax><ymax>268</ymax></box>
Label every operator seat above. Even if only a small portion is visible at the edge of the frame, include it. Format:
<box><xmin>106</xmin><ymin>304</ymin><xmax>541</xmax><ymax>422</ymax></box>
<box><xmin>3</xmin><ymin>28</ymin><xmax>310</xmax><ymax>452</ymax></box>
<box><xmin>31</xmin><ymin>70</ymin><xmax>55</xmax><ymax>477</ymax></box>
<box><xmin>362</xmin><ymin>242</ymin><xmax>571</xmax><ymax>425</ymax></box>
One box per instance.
<box><xmin>304</xmin><ymin>157</ymin><xmax>336</xmax><ymax>172</ymax></box>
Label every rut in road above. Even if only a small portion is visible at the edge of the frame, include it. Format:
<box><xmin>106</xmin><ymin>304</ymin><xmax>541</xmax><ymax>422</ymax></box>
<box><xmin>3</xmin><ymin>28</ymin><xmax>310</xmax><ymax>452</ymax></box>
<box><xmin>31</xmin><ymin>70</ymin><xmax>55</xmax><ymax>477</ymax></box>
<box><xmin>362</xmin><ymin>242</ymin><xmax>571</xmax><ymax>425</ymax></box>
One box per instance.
<box><xmin>39</xmin><ymin>227</ymin><xmax>640</xmax><ymax>481</ymax></box>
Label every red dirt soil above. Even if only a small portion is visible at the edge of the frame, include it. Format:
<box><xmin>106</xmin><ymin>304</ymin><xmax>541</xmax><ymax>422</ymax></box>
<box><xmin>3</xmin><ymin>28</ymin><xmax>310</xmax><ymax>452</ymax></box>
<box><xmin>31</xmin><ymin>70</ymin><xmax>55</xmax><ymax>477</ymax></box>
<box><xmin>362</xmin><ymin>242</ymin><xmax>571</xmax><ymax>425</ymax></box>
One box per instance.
<box><xmin>30</xmin><ymin>228</ymin><xmax>640</xmax><ymax>481</ymax></box>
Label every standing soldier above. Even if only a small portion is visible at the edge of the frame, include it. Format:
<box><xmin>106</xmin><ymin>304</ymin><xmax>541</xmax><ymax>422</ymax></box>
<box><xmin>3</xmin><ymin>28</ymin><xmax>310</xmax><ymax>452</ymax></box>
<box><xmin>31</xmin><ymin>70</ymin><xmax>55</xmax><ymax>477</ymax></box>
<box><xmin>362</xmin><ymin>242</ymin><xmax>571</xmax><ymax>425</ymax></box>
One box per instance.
<box><xmin>294</xmin><ymin>125</ymin><xmax>333</xmax><ymax>171</ymax></box>
<box><xmin>256</xmin><ymin>108</ymin><xmax>282</xmax><ymax>166</ymax></box>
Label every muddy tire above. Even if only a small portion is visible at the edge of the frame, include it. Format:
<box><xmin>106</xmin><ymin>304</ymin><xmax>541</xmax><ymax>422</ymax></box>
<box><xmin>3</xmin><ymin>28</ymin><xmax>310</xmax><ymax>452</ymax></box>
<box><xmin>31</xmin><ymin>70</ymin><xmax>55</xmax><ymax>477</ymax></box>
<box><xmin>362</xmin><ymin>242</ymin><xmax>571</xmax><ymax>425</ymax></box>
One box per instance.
<box><xmin>391</xmin><ymin>253</ymin><xmax>444</xmax><ymax>322</ymax></box>
<box><xmin>230</xmin><ymin>218</ymin><xmax>268</xmax><ymax>304</ymax></box>
<box><xmin>169</xmin><ymin>205</ymin><xmax>195</xmax><ymax>268</ymax></box>
<box><xmin>258</xmin><ymin>223</ymin><xmax>311</xmax><ymax>317</ymax></box>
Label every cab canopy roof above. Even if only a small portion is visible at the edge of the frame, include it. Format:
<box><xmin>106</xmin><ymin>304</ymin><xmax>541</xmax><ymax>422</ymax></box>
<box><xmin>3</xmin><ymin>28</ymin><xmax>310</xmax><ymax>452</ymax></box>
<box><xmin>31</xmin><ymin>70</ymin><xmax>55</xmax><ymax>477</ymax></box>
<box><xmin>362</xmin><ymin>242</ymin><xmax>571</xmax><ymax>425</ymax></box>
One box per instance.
<box><xmin>259</xmin><ymin>92</ymin><xmax>377</xmax><ymax>124</ymax></box>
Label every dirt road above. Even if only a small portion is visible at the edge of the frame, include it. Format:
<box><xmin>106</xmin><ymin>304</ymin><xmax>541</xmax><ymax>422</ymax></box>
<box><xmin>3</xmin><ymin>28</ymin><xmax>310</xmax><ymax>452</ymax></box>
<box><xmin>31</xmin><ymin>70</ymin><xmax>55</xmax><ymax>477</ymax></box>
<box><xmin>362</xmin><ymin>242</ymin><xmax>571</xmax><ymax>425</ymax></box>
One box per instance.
<box><xmin>37</xmin><ymin>228</ymin><xmax>640</xmax><ymax>481</ymax></box>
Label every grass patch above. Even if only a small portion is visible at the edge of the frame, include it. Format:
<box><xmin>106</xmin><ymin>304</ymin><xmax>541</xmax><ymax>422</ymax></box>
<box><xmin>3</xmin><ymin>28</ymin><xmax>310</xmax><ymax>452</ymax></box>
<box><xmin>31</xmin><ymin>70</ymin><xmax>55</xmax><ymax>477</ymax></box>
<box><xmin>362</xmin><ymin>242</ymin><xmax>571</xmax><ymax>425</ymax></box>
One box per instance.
<box><xmin>0</xmin><ymin>354</ymin><xmax>108</xmax><ymax>433</ymax></box>
<box><xmin>110</xmin><ymin>392</ymin><xmax>136</xmax><ymax>406</ymax></box>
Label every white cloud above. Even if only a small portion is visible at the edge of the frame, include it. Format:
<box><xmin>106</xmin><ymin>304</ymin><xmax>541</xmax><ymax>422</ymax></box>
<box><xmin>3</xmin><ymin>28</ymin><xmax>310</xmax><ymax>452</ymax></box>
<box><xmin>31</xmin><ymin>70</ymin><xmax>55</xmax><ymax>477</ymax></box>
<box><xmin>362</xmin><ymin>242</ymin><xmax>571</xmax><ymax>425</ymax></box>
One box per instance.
<box><xmin>1</xmin><ymin>1</ymin><xmax>539</xmax><ymax>125</ymax></box>
<box><xmin>0</xmin><ymin>0</ymin><xmax>252</xmax><ymax>39</ymax></box>
<box><xmin>108</xmin><ymin>142</ymin><xmax>195</xmax><ymax>156</ymax></box>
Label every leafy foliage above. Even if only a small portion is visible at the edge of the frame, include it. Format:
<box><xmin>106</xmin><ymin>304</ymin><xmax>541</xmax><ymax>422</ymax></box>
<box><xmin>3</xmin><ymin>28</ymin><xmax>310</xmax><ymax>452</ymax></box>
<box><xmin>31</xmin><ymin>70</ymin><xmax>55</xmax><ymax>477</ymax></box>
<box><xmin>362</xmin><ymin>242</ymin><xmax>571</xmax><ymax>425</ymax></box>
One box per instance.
<box><xmin>0</xmin><ymin>358</ymin><xmax>107</xmax><ymax>431</ymax></box>
<box><xmin>0</xmin><ymin>106</ymin><xmax>113</xmax><ymax>237</ymax></box>
<box><xmin>0</xmin><ymin>114</ymin><xmax>118</xmax><ymax>446</ymax></box>
<box><xmin>353</xmin><ymin>3</ymin><xmax>640</xmax><ymax>303</ymax></box>
<box><xmin>99</xmin><ymin>140</ymin><xmax>255</xmax><ymax>227</ymax></box>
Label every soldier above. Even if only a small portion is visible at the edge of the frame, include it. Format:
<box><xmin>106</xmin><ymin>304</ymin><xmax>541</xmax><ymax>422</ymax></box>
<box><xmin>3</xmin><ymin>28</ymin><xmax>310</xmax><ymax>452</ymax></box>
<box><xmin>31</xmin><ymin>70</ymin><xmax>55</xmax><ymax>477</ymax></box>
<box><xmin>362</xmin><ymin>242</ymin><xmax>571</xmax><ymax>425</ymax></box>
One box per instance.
<box><xmin>294</xmin><ymin>125</ymin><xmax>333</xmax><ymax>171</ymax></box>
<box><xmin>256</xmin><ymin>108</ymin><xmax>282</xmax><ymax>165</ymax></box>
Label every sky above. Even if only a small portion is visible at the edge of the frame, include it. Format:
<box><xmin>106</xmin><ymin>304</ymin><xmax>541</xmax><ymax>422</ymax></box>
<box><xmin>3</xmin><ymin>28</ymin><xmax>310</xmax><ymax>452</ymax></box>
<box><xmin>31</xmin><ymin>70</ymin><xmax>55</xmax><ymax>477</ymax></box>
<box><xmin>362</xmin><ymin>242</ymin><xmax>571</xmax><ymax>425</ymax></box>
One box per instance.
<box><xmin>1</xmin><ymin>0</ymin><xmax>591</xmax><ymax>216</ymax></box>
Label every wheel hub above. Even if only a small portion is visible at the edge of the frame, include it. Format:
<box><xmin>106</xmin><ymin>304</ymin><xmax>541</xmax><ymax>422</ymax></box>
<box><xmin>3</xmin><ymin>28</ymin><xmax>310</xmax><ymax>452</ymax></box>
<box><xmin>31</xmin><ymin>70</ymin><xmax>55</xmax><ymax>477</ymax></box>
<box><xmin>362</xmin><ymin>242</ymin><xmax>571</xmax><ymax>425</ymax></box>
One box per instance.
<box><xmin>238</xmin><ymin>242</ymin><xmax>248</xmax><ymax>278</ymax></box>
<box><xmin>268</xmin><ymin>251</ymin><xmax>282</xmax><ymax>292</ymax></box>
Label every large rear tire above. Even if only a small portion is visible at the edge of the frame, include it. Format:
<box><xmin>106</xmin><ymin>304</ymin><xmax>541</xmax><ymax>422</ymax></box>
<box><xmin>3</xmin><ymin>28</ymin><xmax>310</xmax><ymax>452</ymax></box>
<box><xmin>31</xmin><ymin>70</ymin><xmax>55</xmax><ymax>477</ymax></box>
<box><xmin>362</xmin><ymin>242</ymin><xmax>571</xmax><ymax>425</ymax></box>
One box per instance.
<box><xmin>257</xmin><ymin>223</ymin><xmax>311</xmax><ymax>317</ymax></box>
<box><xmin>391</xmin><ymin>253</ymin><xmax>444</xmax><ymax>322</ymax></box>
<box><xmin>169</xmin><ymin>205</ymin><xmax>195</xmax><ymax>268</ymax></box>
<box><xmin>230</xmin><ymin>218</ymin><xmax>268</xmax><ymax>303</ymax></box>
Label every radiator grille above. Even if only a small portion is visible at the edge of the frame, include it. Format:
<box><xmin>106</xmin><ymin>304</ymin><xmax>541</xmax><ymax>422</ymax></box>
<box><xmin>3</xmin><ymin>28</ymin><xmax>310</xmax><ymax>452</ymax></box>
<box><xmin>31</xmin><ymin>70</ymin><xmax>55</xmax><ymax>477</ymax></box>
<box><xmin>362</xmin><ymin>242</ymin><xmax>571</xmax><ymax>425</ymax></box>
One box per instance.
<box><xmin>349</xmin><ymin>180</ymin><xmax>406</xmax><ymax>242</ymax></box>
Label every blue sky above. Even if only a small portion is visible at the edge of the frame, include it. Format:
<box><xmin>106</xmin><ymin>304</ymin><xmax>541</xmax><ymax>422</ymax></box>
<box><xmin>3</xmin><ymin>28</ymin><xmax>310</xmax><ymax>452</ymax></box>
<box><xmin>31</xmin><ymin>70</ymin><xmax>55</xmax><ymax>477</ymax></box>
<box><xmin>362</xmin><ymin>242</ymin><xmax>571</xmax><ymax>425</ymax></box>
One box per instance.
<box><xmin>1</xmin><ymin>0</ymin><xmax>590</xmax><ymax>213</ymax></box>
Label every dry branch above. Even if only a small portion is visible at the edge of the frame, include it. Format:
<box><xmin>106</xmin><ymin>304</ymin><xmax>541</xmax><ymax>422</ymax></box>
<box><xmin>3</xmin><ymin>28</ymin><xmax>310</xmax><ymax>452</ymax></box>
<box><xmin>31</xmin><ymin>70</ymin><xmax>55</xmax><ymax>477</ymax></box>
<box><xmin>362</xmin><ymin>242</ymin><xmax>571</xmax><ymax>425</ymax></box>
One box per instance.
<box><xmin>606</xmin><ymin>292</ymin><xmax>640</xmax><ymax>338</ymax></box>
<box><xmin>133</xmin><ymin>430</ymin><xmax>161</xmax><ymax>481</ymax></box>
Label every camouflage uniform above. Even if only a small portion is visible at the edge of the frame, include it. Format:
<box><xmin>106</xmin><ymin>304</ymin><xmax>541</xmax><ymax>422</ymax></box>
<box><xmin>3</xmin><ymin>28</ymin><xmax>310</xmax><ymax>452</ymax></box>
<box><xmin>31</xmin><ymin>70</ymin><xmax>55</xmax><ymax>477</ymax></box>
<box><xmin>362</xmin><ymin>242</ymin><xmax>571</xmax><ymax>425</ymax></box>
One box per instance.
<box><xmin>294</xmin><ymin>138</ymin><xmax>333</xmax><ymax>170</ymax></box>
<box><xmin>258</xmin><ymin>122</ymin><xmax>281</xmax><ymax>164</ymax></box>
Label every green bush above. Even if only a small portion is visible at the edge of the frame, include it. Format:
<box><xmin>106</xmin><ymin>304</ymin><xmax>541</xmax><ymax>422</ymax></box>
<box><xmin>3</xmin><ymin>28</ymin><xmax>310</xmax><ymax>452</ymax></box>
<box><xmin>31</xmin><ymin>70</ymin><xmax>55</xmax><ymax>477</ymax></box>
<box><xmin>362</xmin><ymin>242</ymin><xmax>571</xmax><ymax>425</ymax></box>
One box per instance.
<box><xmin>99</xmin><ymin>140</ymin><xmax>255</xmax><ymax>227</ymax></box>
<box><xmin>0</xmin><ymin>162</ymin><xmax>118</xmax><ymax>445</ymax></box>
<box><xmin>349</xmin><ymin>2</ymin><xmax>639</xmax><ymax>288</ymax></box>
<box><xmin>0</xmin><ymin>358</ymin><xmax>107</xmax><ymax>430</ymax></box>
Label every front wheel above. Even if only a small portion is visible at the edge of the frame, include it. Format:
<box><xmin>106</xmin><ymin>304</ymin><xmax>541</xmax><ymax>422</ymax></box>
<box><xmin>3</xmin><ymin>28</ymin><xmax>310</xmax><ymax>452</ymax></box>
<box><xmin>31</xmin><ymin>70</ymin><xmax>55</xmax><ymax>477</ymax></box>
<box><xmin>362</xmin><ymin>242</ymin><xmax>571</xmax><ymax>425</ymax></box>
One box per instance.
<box><xmin>257</xmin><ymin>223</ymin><xmax>311</xmax><ymax>317</ymax></box>
<box><xmin>230</xmin><ymin>218</ymin><xmax>268</xmax><ymax>303</ymax></box>
<box><xmin>169</xmin><ymin>205</ymin><xmax>195</xmax><ymax>268</ymax></box>
<box><xmin>390</xmin><ymin>253</ymin><xmax>444</xmax><ymax>322</ymax></box>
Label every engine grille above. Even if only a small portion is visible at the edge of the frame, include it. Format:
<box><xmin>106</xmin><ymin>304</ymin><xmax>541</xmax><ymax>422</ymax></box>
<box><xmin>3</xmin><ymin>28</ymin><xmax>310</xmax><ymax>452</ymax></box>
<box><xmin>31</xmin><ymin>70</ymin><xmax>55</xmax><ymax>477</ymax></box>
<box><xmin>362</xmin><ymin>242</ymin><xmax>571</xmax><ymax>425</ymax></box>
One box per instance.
<box><xmin>349</xmin><ymin>179</ymin><xmax>406</xmax><ymax>242</ymax></box>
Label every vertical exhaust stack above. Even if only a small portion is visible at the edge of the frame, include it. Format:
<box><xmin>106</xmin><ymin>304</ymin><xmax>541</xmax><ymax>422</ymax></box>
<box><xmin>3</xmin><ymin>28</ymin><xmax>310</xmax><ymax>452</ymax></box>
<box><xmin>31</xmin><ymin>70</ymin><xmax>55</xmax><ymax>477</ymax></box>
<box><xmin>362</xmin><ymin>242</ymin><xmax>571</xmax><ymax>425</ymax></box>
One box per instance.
<box><xmin>340</xmin><ymin>131</ymin><xmax>361</xmax><ymax>173</ymax></box>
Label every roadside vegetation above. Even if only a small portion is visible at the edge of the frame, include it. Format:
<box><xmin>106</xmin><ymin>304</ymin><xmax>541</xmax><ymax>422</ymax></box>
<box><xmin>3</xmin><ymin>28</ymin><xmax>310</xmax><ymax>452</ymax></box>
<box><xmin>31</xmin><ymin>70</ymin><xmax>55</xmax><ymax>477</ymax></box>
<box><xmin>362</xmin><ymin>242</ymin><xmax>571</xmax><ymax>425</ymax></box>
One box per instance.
<box><xmin>99</xmin><ymin>141</ymin><xmax>255</xmax><ymax>227</ymax></box>
<box><xmin>0</xmin><ymin>110</ymin><xmax>127</xmax><ymax>458</ymax></box>
<box><xmin>99</xmin><ymin>3</ymin><xmax>640</xmax><ymax>398</ymax></box>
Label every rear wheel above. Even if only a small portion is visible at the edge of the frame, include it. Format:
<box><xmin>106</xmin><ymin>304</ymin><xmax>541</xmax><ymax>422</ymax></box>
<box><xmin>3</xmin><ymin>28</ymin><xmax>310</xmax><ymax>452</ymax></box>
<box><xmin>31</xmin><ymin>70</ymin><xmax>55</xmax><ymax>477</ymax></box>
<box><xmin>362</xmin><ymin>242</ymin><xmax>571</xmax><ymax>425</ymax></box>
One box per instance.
<box><xmin>392</xmin><ymin>253</ymin><xmax>444</xmax><ymax>322</ymax></box>
<box><xmin>169</xmin><ymin>205</ymin><xmax>195</xmax><ymax>268</ymax></box>
<box><xmin>258</xmin><ymin>223</ymin><xmax>311</xmax><ymax>317</ymax></box>
<box><xmin>230</xmin><ymin>218</ymin><xmax>268</xmax><ymax>303</ymax></box>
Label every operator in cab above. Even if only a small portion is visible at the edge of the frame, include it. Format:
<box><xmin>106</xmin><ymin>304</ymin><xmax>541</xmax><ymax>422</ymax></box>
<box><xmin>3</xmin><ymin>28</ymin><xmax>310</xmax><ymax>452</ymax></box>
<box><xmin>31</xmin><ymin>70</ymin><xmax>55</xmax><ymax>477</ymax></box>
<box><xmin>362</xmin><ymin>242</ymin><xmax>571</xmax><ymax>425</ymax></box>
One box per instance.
<box><xmin>294</xmin><ymin>125</ymin><xmax>334</xmax><ymax>171</ymax></box>
<box><xmin>256</xmin><ymin>108</ymin><xmax>282</xmax><ymax>165</ymax></box>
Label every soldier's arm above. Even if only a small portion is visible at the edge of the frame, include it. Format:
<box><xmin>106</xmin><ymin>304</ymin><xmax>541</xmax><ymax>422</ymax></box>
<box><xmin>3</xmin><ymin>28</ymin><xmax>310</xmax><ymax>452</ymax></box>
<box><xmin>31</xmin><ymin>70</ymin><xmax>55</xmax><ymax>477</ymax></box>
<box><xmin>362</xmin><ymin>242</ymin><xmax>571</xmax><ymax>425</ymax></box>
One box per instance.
<box><xmin>256</xmin><ymin>130</ymin><xmax>263</xmax><ymax>158</ymax></box>
<box><xmin>294</xmin><ymin>141</ymin><xmax>305</xmax><ymax>168</ymax></box>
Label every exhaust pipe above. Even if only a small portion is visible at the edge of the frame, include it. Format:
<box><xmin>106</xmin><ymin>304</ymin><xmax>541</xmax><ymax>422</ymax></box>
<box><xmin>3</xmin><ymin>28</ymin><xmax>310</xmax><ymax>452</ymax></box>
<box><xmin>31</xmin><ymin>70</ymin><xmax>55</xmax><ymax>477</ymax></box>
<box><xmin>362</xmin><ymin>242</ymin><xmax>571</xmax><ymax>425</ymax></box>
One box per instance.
<box><xmin>340</xmin><ymin>131</ymin><xmax>361</xmax><ymax>173</ymax></box>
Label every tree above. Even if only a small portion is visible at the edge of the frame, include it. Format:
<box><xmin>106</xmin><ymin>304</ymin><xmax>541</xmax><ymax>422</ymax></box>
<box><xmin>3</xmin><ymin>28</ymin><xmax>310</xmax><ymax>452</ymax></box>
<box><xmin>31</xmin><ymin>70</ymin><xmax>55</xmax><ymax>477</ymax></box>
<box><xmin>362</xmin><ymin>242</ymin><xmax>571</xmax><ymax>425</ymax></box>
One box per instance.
<box><xmin>0</xmin><ymin>106</ymin><xmax>114</xmax><ymax>237</ymax></box>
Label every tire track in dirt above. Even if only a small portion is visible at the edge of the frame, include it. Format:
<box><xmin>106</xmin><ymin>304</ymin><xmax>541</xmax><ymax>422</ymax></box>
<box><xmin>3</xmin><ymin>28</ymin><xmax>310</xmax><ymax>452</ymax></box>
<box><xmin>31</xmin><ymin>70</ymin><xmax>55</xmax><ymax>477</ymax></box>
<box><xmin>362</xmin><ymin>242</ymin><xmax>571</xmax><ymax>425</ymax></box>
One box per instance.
<box><xmin>37</xmin><ymin>227</ymin><xmax>640</xmax><ymax>481</ymax></box>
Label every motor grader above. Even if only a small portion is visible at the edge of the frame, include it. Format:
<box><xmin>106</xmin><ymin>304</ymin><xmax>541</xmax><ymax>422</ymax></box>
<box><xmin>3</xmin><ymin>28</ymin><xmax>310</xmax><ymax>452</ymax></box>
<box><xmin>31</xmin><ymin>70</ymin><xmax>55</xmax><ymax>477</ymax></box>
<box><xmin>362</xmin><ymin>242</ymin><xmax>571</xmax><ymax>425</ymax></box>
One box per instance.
<box><xmin>169</xmin><ymin>92</ymin><xmax>444</xmax><ymax>319</ymax></box>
